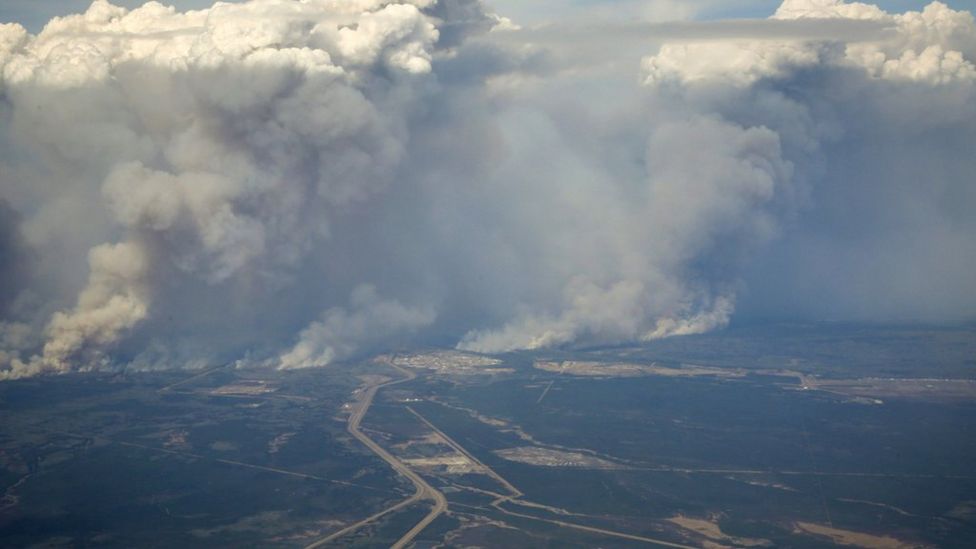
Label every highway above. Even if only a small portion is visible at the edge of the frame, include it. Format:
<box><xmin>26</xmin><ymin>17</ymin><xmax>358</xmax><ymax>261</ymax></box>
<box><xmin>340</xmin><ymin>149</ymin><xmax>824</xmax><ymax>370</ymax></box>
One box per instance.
<box><xmin>405</xmin><ymin>406</ymin><xmax>522</xmax><ymax>499</ymax></box>
<box><xmin>303</xmin><ymin>490</ymin><xmax>417</xmax><ymax>549</ymax></box>
<box><xmin>305</xmin><ymin>362</ymin><xmax>447</xmax><ymax>549</ymax></box>
<box><xmin>405</xmin><ymin>407</ymin><xmax>700</xmax><ymax>548</ymax></box>
<box><xmin>156</xmin><ymin>363</ymin><xmax>230</xmax><ymax>392</ymax></box>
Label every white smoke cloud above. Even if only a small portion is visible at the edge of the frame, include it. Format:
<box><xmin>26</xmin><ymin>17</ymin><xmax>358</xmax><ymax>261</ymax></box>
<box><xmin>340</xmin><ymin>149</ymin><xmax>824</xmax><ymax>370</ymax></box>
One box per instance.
<box><xmin>635</xmin><ymin>0</ymin><xmax>976</xmax><ymax>323</ymax></box>
<box><xmin>41</xmin><ymin>242</ymin><xmax>150</xmax><ymax>368</ymax></box>
<box><xmin>644</xmin><ymin>0</ymin><xmax>976</xmax><ymax>86</ymax></box>
<box><xmin>458</xmin><ymin>115</ymin><xmax>792</xmax><ymax>353</ymax></box>
<box><xmin>0</xmin><ymin>0</ymin><xmax>442</xmax><ymax>377</ymax></box>
<box><xmin>1</xmin><ymin>0</ymin><xmax>975</xmax><ymax>378</ymax></box>
<box><xmin>278</xmin><ymin>284</ymin><xmax>434</xmax><ymax>369</ymax></box>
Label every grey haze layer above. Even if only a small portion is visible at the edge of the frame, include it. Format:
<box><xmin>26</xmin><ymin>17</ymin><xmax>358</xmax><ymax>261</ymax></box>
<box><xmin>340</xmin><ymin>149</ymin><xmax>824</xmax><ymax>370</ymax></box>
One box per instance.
<box><xmin>1</xmin><ymin>0</ymin><xmax>974</xmax><ymax>378</ymax></box>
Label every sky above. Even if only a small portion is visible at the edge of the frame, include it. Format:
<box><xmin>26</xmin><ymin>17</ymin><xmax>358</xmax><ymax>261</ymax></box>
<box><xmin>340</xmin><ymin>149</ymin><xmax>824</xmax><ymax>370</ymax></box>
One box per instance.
<box><xmin>487</xmin><ymin>0</ymin><xmax>976</xmax><ymax>23</ymax></box>
<box><xmin>1</xmin><ymin>0</ymin><xmax>975</xmax><ymax>379</ymax></box>
<box><xmin>5</xmin><ymin>1</ymin><xmax>976</xmax><ymax>30</ymax></box>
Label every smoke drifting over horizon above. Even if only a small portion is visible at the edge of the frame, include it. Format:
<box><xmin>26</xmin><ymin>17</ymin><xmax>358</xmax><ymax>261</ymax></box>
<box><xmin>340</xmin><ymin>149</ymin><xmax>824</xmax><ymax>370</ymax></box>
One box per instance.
<box><xmin>1</xmin><ymin>0</ymin><xmax>975</xmax><ymax>379</ymax></box>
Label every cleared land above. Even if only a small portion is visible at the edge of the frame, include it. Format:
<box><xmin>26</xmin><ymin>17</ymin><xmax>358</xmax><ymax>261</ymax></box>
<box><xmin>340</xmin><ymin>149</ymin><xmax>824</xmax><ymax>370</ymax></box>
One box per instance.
<box><xmin>495</xmin><ymin>447</ymin><xmax>625</xmax><ymax>469</ymax></box>
<box><xmin>666</xmin><ymin>515</ymin><xmax>772</xmax><ymax>547</ymax></box>
<box><xmin>794</xmin><ymin>521</ymin><xmax>926</xmax><ymax>549</ymax></box>
<box><xmin>535</xmin><ymin>360</ymin><xmax>747</xmax><ymax>378</ymax></box>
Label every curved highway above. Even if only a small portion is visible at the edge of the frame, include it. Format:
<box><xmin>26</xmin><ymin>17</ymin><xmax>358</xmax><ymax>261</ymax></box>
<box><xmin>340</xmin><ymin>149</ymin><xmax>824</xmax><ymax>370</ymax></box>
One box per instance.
<box><xmin>306</xmin><ymin>361</ymin><xmax>447</xmax><ymax>549</ymax></box>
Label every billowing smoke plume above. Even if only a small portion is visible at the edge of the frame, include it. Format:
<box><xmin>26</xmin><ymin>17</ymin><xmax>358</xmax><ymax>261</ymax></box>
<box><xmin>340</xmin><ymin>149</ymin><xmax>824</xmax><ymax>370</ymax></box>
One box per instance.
<box><xmin>1</xmin><ymin>0</ymin><xmax>974</xmax><ymax>378</ymax></box>
<box><xmin>0</xmin><ymin>0</ymin><xmax>446</xmax><ymax>377</ymax></box>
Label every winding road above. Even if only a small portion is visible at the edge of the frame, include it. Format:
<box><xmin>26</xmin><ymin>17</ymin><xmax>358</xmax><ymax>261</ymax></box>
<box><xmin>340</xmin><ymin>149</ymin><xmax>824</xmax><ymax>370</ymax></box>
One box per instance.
<box><xmin>306</xmin><ymin>362</ymin><xmax>708</xmax><ymax>548</ymax></box>
<box><xmin>305</xmin><ymin>362</ymin><xmax>447</xmax><ymax>549</ymax></box>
